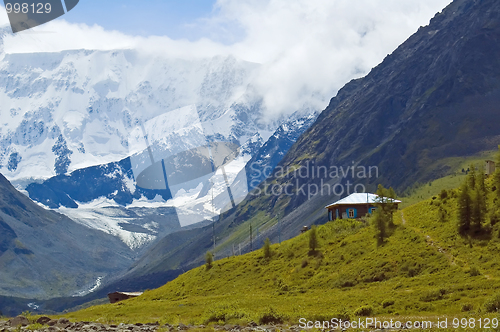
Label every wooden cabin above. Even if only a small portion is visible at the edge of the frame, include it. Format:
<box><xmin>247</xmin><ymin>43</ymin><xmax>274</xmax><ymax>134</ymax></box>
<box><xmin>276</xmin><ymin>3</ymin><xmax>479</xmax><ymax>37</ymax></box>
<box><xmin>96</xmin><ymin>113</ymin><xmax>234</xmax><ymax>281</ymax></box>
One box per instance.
<box><xmin>325</xmin><ymin>193</ymin><xmax>401</xmax><ymax>221</ymax></box>
<box><xmin>107</xmin><ymin>291</ymin><xmax>143</xmax><ymax>303</ymax></box>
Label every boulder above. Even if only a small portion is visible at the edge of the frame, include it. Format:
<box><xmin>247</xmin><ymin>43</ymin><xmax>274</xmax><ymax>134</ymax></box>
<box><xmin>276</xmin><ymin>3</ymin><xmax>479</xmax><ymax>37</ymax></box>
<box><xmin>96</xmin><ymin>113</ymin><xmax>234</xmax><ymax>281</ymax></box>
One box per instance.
<box><xmin>36</xmin><ymin>316</ymin><xmax>52</xmax><ymax>325</ymax></box>
<box><xmin>8</xmin><ymin>316</ymin><xmax>29</xmax><ymax>327</ymax></box>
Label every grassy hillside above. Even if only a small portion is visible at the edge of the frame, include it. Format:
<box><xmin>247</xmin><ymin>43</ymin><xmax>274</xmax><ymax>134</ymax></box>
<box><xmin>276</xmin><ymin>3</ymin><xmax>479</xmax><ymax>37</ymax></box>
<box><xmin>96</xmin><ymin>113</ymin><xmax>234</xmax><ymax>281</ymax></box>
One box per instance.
<box><xmin>400</xmin><ymin>149</ymin><xmax>497</xmax><ymax>208</ymax></box>
<box><xmin>61</xmin><ymin>176</ymin><xmax>500</xmax><ymax>327</ymax></box>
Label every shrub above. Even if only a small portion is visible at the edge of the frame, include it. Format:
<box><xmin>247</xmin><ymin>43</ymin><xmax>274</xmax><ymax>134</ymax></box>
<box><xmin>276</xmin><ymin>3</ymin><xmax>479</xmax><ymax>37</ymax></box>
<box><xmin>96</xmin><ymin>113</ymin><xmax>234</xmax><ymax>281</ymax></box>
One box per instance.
<box><xmin>461</xmin><ymin>303</ymin><xmax>474</xmax><ymax>312</ymax></box>
<box><xmin>335</xmin><ymin>274</ymin><xmax>355</xmax><ymax>288</ymax></box>
<box><xmin>205</xmin><ymin>252</ymin><xmax>213</xmax><ymax>270</ymax></box>
<box><xmin>468</xmin><ymin>266</ymin><xmax>481</xmax><ymax>276</ymax></box>
<box><xmin>26</xmin><ymin>324</ymin><xmax>45</xmax><ymax>331</ymax></box>
<box><xmin>274</xmin><ymin>278</ymin><xmax>289</xmax><ymax>292</ymax></box>
<box><xmin>490</xmin><ymin>210</ymin><xmax>500</xmax><ymax>226</ymax></box>
<box><xmin>310</xmin><ymin>308</ymin><xmax>350</xmax><ymax>322</ymax></box>
<box><xmin>382</xmin><ymin>299</ymin><xmax>395</xmax><ymax>308</ymax></box>
<box><xmin>354</xmin><ymin>305</ymin><xmax>373</xmax><ymax>317</ymax></box>
<box><xmin>420</xmin><ymin>289</ymin><xmax>445</xmax><ymax>302</ymax></box>
<box><xmin>440</xmin><ymin>189</ymin><xmax>448</xmax><ymax>200</ymax></box>
<box><xmin>484</xmin><ymin>293</ymin><xmax>500</xmax><ymax>313</ymax></box>
<box><xmin>258</xmin><ymin>307</ymin><xmax>287</xmax><ymax>325</ymax></box>
<box><xmin>202</xmin><ymin>302</ymin><xmax>247</xmax><ymax>324</ymax></box>
<box><xmin>438</xmin><ymin>207</ymin><xmax>447</xmax><ymax>222</ymax></box>
<box><xmin>263</xmin><ymin>238</ymin><xmax>271</xmax><ymax>259</ymax></box>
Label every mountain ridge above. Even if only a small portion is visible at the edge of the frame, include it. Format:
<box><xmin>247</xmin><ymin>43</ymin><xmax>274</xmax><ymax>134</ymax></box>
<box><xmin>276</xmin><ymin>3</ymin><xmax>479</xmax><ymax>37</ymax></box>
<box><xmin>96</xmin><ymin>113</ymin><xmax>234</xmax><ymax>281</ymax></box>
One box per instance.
<box><xmin>0</xmin><ymin>172</ymin><xmax>139</xmax><ymax>299</ymax></box>
<box><xmin>105</xmin><ymin>0</ymin><xmax>500</xmax><ymax>287</ymax></box>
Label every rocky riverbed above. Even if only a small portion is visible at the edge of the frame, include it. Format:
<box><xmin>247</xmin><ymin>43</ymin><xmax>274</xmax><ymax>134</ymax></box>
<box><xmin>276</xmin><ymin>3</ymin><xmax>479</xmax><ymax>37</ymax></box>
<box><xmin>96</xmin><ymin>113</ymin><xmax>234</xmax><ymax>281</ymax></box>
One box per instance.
<box><xmin>0</xmin><ymin>316</ymin><xmax>306</xmax><ymax>332</ymax></box>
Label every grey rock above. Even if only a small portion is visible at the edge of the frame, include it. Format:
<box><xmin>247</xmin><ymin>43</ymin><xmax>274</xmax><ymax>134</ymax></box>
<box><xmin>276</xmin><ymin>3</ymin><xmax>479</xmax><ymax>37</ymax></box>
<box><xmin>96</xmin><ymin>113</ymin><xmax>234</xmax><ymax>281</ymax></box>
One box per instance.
<box><xmin>8</xmin><ymin>316</ymin><xmax>29</xmax><ymax>327</ymax></box>
<box><xmin>36</xmin><ymin>317</ymin><xmax>52</xmax><ymax>325</ymax></box>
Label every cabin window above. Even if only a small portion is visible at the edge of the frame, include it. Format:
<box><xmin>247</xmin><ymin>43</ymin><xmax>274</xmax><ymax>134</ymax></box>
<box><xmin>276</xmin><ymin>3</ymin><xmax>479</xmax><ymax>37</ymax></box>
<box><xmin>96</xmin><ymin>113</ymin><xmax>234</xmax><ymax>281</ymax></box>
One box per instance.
<box><xmin>348</xmin><ymin>209</ymin><xmax>355</xmax><ymax>218</ymax></box>
<box><xmin>370</xmin><ymin>207</ymin><xmax>377</xmax><ymax>214</ymax></box>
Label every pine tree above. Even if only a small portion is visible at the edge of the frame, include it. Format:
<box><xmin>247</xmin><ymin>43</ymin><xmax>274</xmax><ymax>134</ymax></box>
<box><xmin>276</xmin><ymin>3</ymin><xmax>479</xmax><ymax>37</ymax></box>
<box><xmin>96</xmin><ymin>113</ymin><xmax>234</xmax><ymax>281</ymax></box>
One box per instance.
<box><xmin>468</xmin><ymin>165</ymin><xmax>487</xmax><ymax>230</ymax></box>
<box><xmin>494</xmin><ymin>146</ymin><xmax>500</xmax><ymax>199</ymax></box>
<box><xmin>374</xmin><ymin>184</ymin><xmax>398</xmax><ymax>228</ymax></box>
<box><xmin>476</xmin><ymin>168</ymin><xmax>487</xmax><ymax>196</ymax></box>
<box><xmin>471</xmin><ymin>186</ymin><xmax>484</xmax><ymax>230</ymax></box>
<box><xmin>458</xmin><ymin>181</ymin><xmax>472</xmax><ymax>234</ymax></box>
<box><xmin>372</xmin><ymin>207</ymin><xmax>386</xmax><ymax>246</ymax></box>
<box><xmin>468</xmin><ymin>164</ymin><xmax>476</xmax><ymax>190</ymax></box>
<box><xmin>308</xmin><ymin>225</ymin><xmax>319</xmax><ymax>252</ymax></box>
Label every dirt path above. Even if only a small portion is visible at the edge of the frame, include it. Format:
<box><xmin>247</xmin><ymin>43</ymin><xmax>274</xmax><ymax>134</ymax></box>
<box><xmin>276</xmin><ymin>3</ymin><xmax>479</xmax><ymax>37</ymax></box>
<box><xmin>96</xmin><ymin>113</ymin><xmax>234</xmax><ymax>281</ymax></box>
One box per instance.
<box><xmin>400</xmin><ymin>211</ymin><xmax>456</xmax><ymax>265</ymax></box>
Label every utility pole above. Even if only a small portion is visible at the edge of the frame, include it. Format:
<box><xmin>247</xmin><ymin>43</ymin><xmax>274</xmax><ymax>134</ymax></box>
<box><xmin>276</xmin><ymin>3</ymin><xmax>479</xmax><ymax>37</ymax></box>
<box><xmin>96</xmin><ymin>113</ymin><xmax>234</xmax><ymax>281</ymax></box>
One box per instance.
<box><xmin>250</xmin><ymin>225</ymin><xmax>253</xmax><ymax>252</ymax></box>
<box><xmin>211</xmin><ymin>179</ymin><xmax>216</xmax><ymax>259</ymax></box>
<box><xmin>278</xmin><ymin>213</ymin><xmax>281</xmax><ymax>245</ymax></box>
<box><xmin>212</xmin><ymin>222</ymin><xmax>216</xmax><ymax>258</ymax></box>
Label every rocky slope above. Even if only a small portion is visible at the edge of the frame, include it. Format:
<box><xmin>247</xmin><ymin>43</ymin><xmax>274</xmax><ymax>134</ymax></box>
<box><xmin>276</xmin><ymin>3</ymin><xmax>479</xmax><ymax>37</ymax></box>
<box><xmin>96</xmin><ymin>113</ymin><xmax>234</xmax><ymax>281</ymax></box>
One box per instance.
<box><xmin>0</xmin><ymin>173</ymin><xmax>137</xmax><ymax>299</ymax></box>
<box><xmin>107</xmin><ymin>0</ymin><xmax>500</xmax><ymax>283</ymax></box>
<box><xmin>238</xmin><ymin>0</ymin><xmax>500</xmax><ymax>223</ymax></box>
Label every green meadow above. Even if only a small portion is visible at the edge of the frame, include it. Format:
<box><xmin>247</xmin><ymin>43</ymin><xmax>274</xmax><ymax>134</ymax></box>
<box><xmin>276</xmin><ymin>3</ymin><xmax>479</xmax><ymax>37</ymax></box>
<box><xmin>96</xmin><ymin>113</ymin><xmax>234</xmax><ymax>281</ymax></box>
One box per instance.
<box><xmin>49</xmin><ymin>175</ymin><xmax>500</xmax><ymax>331</ymax></box>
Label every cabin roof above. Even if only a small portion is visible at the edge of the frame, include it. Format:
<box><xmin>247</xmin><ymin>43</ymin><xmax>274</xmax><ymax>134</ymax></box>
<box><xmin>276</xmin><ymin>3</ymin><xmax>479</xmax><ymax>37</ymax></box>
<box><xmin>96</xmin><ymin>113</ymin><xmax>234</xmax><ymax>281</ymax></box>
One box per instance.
<box><xmin>325</xmin><ymin>193</ymin><xmax>401</xmax><ymax>209</ymax></box>
<box><xmin>108</xmin><ymin>291</ymin><xmax>143</xmax><ymax>296</ymax></box>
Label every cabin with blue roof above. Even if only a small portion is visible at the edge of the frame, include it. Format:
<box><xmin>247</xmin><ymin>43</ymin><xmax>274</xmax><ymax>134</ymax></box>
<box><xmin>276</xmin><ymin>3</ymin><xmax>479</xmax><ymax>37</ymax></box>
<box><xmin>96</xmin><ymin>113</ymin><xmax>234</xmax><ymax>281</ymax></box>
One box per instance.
<box><xmin>325</xmin><ymin>193</ymin><xmax>401</xmax><ymax>220</ymax></box>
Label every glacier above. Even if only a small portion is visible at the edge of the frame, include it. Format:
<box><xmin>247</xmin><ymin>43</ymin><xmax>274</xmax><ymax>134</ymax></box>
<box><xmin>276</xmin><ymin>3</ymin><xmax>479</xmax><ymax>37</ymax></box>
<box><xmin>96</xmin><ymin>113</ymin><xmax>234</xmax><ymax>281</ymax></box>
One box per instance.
<box><xmin>0</xmin><ymin>28</ymin><xmax>318</xmax><ymax>250</ymax></box>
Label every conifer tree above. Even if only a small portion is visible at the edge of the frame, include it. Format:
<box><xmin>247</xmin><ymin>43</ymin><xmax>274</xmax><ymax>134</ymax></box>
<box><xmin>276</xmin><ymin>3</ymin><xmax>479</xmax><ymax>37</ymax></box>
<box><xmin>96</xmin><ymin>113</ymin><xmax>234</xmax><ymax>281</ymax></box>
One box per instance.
<box><xmin>374</xmin><ymin>184</ymin><xmax>398</xmax><ymax>227</ymax></box>
<box><xmin>372</xmin><ymin>207</ymin><xmax>386</xmax><ymax>246</ymax></box>
<box><xmin>469</xmin><ymin>165</ymin><xmax>487</xmax><ymax>230</ymax></box>
<box><xmin>458</xmin><ymin>181</ymin><xmax>471</xmax><ymax>234</ymax></box>
<box><xmin>471</xmin><ymin>186</ymin><xmax>484</xmax><ymax>230</ymax></box>
<box><xmin>494</xmin><ymin>146</ymin><xmax>500</xmax><ymax>199</ymax></box>
<box><xmin>476</xmin><ymin>168</ymin><xmax>487</xmax><ymax>196</ymax></box>
<box><xmin>372</xmin><ymin>184</ymin><xmax>398</xmax><ymax>244</ymax></box>
<box><xmin>309</xmin><ymin>225</ymin><xmax>319</xmax><ymax>252</ymax></box>
<box><xmin>468</xmin><ymin>164</ymin><xmax>476</xmax><ymax>190</ymax></box>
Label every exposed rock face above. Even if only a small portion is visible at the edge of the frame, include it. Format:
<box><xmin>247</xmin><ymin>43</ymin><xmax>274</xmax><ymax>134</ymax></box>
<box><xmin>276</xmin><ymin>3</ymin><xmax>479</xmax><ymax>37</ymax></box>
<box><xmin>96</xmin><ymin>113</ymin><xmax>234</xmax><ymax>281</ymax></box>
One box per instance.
<box><xmin>99</xmin><ymin>0</ymin><xmax>500</xmax><ymax>285</ymax></box>
<box><xmin>0</xmin><ymin>173</ymin><xmax>136</xmax><ymax>299</ymax></box>
<box><xmin>235</xmin><ymin>0</ymin><xmax>500</xmax><ymax>224</ymax></box>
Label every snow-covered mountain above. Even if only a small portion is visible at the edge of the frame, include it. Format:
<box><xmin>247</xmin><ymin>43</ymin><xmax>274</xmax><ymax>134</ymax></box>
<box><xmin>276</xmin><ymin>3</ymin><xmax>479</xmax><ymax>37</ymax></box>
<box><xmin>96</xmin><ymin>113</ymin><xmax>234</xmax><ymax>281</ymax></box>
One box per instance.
<box><xmin>0</xmin><ymin>31</ymin><xmax>320</xmax><ymax>250</ymax></box>
<box><xmin>245</xmin><ymin>111</ymin><xmax>319</xmax><ymax>191</ymax></box>
<box><xmin>0</xmin><ymin>45</ymin><xmax>270</xmax><ymax>185</ymax></box>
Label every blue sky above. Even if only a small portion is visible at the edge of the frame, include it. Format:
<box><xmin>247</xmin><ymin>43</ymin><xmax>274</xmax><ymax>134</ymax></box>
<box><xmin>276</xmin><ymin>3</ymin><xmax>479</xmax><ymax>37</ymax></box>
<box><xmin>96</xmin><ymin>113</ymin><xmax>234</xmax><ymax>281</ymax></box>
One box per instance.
<box><xmin>63</xmin><ymin>0</ymin><xmax>219</xmax><ymax>40</ymax></box>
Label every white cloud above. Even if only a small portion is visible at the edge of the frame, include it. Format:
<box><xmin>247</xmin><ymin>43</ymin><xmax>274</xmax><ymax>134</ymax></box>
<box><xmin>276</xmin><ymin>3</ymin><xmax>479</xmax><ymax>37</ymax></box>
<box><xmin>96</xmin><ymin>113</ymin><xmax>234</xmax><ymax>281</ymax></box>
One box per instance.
<box><xmin>1</xmin><ymin>0</ymin><xmax>452</xmax><ymax>121</ymax></box>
